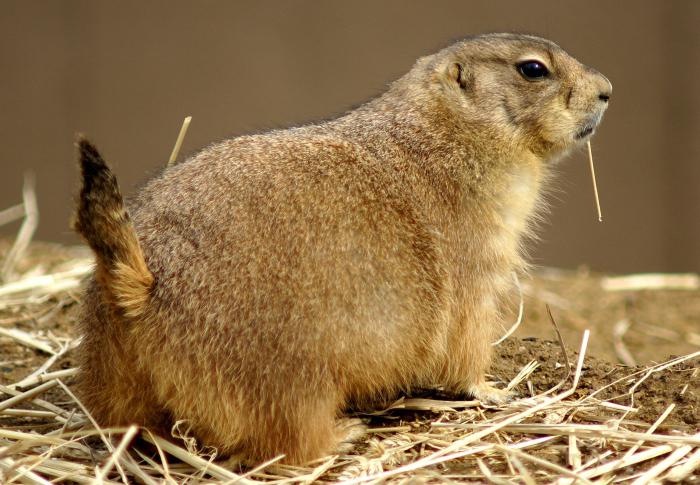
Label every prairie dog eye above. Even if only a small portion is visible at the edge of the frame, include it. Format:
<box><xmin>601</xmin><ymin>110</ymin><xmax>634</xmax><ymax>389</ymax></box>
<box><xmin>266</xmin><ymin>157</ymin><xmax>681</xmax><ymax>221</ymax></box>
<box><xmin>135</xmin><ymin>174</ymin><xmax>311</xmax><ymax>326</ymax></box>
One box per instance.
<box><xmin>517</xmin><ymin>60</ymin><xmax>549</xmax><ymax>80</ymax></box>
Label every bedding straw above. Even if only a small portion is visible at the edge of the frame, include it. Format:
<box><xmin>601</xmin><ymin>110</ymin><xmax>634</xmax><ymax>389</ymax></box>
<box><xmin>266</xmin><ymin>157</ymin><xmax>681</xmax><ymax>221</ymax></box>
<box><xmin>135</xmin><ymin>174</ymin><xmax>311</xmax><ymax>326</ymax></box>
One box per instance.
<box><xmin>1</xmin><ymin>184</ymin><xmax>698</xmax><ymax>483</ymax></box>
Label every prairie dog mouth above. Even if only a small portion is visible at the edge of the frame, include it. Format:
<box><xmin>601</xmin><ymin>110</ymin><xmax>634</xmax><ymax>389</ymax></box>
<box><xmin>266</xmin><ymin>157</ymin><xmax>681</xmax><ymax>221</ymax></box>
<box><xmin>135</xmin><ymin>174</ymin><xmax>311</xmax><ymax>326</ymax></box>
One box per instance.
<box><xmin>575</xmin><ymin>112</ymin><xmax>603</xmax><ymax>140</ymax></box>
<box><xmin>575</xmin><ymin>125</ymin><xmax>596</xmax><ymax>140</ymax></box>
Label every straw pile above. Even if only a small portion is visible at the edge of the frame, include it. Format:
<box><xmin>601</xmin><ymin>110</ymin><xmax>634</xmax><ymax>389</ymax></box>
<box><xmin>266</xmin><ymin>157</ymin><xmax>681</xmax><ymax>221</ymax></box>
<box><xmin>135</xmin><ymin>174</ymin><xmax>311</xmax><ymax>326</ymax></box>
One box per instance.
<box><xmin>0</xmin><ymin>187</ymin><xmax>698</xmax><ymax>484</ymax></box>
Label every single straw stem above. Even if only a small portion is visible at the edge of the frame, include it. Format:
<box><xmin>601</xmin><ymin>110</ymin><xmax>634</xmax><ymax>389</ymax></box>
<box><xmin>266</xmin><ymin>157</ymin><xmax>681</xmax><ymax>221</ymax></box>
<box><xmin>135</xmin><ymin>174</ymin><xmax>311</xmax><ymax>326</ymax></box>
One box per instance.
<box><xmin>586</xmin><ymin>140</ymin><xmax>602</xmax><ymax>222</ymax></box>
<box><xmin>167</xmin><ymin>116</ymin><xmax>192</xmax><ymax>167</ymax></box>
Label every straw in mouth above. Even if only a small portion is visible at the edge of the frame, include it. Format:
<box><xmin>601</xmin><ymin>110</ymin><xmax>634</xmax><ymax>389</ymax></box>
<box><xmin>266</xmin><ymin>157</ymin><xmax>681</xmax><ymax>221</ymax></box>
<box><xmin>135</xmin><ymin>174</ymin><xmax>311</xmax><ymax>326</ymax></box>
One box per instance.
<box><xmin>586</xmin><ymin>140</ymin><xmax>603</xmax><ymax>222</ymax></box>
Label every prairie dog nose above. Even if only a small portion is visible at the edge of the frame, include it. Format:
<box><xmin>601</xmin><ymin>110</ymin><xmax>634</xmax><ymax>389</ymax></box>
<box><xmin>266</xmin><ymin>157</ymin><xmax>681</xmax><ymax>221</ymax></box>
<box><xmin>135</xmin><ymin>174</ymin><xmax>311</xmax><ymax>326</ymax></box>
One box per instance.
<box><xmin>595</xmin><ymin>73</ymin><xmax>612</xmax><ymax>102</ymax></box>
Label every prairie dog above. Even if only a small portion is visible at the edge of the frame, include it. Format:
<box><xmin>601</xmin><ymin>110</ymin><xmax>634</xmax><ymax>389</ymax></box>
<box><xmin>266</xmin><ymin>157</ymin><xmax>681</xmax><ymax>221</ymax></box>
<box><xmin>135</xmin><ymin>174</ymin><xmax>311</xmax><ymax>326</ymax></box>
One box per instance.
<box><xmin>74</xmin><ymin>33</ymin><xmax>611</xmax><ymax>464</ymax></box>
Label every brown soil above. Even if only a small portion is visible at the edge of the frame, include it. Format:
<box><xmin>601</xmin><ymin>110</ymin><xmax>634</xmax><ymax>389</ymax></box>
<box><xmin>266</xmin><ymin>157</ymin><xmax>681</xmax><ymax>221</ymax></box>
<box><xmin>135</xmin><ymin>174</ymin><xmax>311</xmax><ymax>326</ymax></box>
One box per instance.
<box><xmin>492</xmin><ymin>338</ymin><xmax>699</xmax><ymax>429</ymax></box>
<box><xmin>514</xmin><ymin>267</ymin><xmax>700</xmax><ymax>365</ymax></box>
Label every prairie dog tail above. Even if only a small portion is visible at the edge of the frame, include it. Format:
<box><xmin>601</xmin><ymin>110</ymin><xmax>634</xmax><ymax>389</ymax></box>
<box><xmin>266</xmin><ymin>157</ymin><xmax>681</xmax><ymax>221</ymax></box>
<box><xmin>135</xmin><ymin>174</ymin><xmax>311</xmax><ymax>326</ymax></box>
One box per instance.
<box><xmin>73</xmin><ymin>138</ymin><xmax>153</xmax><ymax>318</ymax></box>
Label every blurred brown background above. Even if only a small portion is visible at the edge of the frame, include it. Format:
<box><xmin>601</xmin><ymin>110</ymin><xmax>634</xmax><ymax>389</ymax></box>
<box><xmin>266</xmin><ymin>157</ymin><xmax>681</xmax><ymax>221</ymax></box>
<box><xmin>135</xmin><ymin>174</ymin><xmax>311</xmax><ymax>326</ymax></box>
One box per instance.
<box><xmin>1</xmin><ymin>0</ymin><xmax>698</xmax><ymax>273</ymax></box>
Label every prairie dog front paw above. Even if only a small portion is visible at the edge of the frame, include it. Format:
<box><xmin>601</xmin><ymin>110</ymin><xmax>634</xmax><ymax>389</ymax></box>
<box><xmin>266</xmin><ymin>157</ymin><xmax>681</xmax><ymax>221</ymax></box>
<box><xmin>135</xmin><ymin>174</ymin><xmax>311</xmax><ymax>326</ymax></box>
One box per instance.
<box><xmin>334</xmin><ymin>418</ymin><xmax>367</xmax><ymax>455</ymax></box>
<box><xmin>468</xmin><ymin>382</ymin><xmax>513</xmax><ymax>405</ymax></box>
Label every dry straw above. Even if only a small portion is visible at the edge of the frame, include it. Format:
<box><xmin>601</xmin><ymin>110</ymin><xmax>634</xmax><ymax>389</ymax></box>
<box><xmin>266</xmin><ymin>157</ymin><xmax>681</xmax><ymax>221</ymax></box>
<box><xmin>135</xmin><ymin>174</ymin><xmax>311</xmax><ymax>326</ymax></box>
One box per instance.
<box><xmin>1</xmin><ymin>163</ymin><xmax>698</xmax><ymax>483</ymax></box>
<box><xmin>1</xmin><ymin>174</ymin><xmax>39</xmax><ymax>283</ymax></box>
<box><xmin>1</xmin><ymin>247</ymin><xmax>697</xmax><ymax>483</ymax></box>
<box><xmin>492</xmin><ymin>272</ymin><xmax>524</xmax><ymax>346</ymax></box>
<box><xmin>586</xmin><ymin>140</ymin><xmax>603</xmax><ymax>222</ymax></box>
<box><xmin>167</xmin><ymin>116</ymin><xmax>193</xmax><ymax>167</ymax></box>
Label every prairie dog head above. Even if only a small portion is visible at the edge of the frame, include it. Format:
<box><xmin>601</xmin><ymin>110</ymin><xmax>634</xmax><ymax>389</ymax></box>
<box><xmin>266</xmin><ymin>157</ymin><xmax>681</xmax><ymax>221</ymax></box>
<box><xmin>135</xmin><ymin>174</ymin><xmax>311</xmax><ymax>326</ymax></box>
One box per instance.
<box><xmin>419</xmin><ymin>33</ymin><xmax>612</xmax><ymax>160</ymax></box>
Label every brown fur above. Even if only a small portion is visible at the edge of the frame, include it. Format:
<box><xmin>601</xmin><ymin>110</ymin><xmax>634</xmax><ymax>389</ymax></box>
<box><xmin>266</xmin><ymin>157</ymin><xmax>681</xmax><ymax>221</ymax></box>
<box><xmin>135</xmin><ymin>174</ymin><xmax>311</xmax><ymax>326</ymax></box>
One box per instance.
<box><xmin>73</xmin><ymin>33</ymin><xmax>611</xmax><ymax>464</ymax></box>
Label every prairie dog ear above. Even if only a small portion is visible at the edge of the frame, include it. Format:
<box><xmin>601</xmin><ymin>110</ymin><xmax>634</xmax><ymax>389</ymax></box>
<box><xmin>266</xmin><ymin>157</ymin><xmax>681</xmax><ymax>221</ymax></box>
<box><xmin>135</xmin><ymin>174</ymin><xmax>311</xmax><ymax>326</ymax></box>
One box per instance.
<box><xmin>447</xmin><ymin>62</ymin><xmax>470</xmax><ymax>90</ymax></box>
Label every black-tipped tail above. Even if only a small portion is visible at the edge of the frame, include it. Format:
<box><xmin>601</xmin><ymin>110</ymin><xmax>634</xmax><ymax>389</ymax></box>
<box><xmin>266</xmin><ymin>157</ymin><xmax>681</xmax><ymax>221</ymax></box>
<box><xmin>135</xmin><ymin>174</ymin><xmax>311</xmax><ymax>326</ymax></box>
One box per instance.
<box><xmin>74</xmin><ymin>137</ymin><xmax>153</xmax><ymax>317</ymax></box>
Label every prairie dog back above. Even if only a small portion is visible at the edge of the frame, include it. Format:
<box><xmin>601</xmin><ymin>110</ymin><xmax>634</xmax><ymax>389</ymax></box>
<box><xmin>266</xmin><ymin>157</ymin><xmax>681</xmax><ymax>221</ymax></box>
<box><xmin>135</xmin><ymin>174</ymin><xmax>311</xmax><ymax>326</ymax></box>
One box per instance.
<box><xmin>74</xmin><ymin>33</ymin><xmax>611</xmax><ymax>464</ymax></box>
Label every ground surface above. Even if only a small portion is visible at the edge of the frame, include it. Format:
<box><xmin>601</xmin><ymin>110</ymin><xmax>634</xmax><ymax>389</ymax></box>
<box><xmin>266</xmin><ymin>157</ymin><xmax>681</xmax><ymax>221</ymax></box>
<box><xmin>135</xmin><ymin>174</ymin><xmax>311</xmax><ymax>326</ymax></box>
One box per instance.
<box><xmin>515</xmin><ymin>267</ymin><xmax>700</xmax><ymax>366</ymax></box>
<box><xmin>0</xmin><ymin>241</ymin><xmax>698</xmax><ymax>483</ymax></box>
